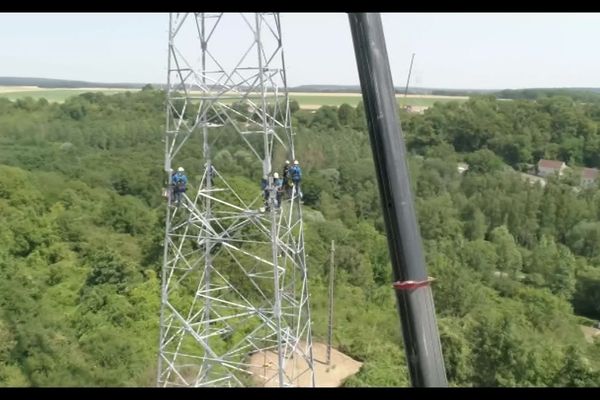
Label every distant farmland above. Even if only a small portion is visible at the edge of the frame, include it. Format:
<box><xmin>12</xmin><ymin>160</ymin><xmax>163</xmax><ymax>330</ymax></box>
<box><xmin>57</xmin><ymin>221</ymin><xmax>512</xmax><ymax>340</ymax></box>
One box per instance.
<box><xmin>289</xmin><ymin>92</ymin><xmax>469</xmax><ymax>110</ymax></box>
<box><xmin>0</xmin><ymin>87</ymin><xmax>469</xmax><ymax>109</ymax></box>
<box><xmin>0</xmin><ymin>87</ymin><xmax>136</xmax><ymax>102</ymax></box>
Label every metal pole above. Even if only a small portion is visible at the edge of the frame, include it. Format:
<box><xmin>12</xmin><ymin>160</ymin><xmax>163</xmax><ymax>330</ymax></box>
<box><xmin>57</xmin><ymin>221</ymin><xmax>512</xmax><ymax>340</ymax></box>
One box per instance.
<box><xmin>327</xmin><ymin>240</ymin><xmax>335</xmax><ymax>366</ymax></box>
<box><xmin>200</xmin><ymin>13</ymin><xmax>214</xmax><ymax>377</ymax></box>
<box><xmin>256</xmin><ymin>13</ymin><xmax>285</xmax><ymax>387</ymax></box>
<box><xmin>348</xmin><ymin>13</ymin><xmax>448</xmax><ymax>387</ymax></box>
<box><xmin>404</xmin><ymin>53</ymin><xmax>415</xmax><ymax>98</ymax></box>
<box><xmin>276</xmin><ymin>14</ymin><xmax>316</xmax><ymax>387</ymax></box>
<box><xmin>156</xmin><ymin>13</ymin><xmax>174</xmax><ymax>387</ymax></box>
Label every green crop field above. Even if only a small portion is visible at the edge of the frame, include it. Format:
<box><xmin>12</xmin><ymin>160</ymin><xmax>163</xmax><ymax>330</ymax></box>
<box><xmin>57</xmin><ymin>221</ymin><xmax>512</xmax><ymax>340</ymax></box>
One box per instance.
<box><xmin>289</xmin><ymin>93</ymin><xmax>469</xmax><ymax>109</ymax></box>
<box><xmin>395</xmin><ymin>96</ymin><xmax>468</xmax><ymax>107</ymax></box>
<box><xmin>0</xmin><ymin>88</ymin><xmax>135</xmax><ymax>103</ymax></box>
<box><xmin>289</xmin><ymin>94</ymin><xmax>364</xmax><ymax>107</ymax></box>
<box><xmin>0</xmin><ymin>87</ymin><xmax>469</xmax><ymax>109</ymax></box>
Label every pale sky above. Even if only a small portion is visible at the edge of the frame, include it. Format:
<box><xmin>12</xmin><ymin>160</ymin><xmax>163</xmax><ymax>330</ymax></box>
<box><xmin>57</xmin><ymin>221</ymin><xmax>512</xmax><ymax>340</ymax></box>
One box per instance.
<box><xmin>0</xmin><ymin>12</ymin><xmax>599</xmax><ymax>90</ymax></box>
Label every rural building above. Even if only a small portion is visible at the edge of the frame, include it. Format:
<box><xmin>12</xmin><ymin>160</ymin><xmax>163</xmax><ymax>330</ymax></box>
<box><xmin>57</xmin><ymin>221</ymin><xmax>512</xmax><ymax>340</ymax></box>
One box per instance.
<box><xmin>537</xmin><ymin>159</ymin><xmax>567</xmax><ymax>178</ymax></box>
<box><xmin>404</xmin><ymin>105</ymin><xmax>429</xmax><ymax>114</ymax></box>
<box><xmin>581</xmin><ymin>167</ymin><xmax>600</xmax><ymax>188</ymax></box>
<box><xmin>457</xmin><ymin>162</ymin><xmax>469</xmax><ymax>174</ymax></box>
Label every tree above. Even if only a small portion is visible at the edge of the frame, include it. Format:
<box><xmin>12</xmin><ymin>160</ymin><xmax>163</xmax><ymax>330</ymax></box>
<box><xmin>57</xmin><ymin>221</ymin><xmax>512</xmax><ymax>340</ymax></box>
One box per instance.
<box><xmin>428</xmin><ymin>253</ymin><xmax>485</xmax><ymax>318</ymax></box>
<box><xmin>460</xmin><ymin>239</ymin><xmax>497</xmax><ymax>280</ymax></box>
<box><xmin>438</xmin><ymin>317</ymin><xmax>474</xmax><ymax>386</ymax></box>
<box><xmin>310</xmin><ymin>106</ymin><xmax>340</xmax><ymax>130</ymax></box>
<box><xmin>84</xmin><ymin>249</ymin><xmax>139</xmax><ymax>294</ymax></box>
<box><xmin>489</xmin><ymin>225</ymin><xmax>523</xmax><ymax>278</ymax></box>
<box><xmin>336</xmin><ymin>244</ymin><xmax>373</xmax><ymax>288</ymax></box>
<box><xmin>416</xmin><ymin>193</ymin><xmax>463</xmax><ymax>242</ymax></box>
<box><xmin>573</xmin><ymin>267</ymin><xmax>600</xmax><ymax>320</ymax></box>
<box><xmin>548</xmin><ymin>244</ymin><xmax>576</xmax><ymax>300</ymax></box>
<box><xmin>524</xmin><ymin>235</ymin><xmax>557</xmax><ymax>286</ymax></box>
<box><xmin>289</xmin><ymin>100</ymin><xmax>300</xmax><ymax>114</ymax></box>
<box><xmin>468</xmin><ymin>310</ymin><xmax>553</xmax><ymax>386</ymax></box>
<box><xmin>337</xmin><ymin>103</ymin><xmax>354</xmax><ymax>126</ymax></box>
<box><xmin>555</xmin><ymin>345</ymin><xmax>600</xmax><ymax>387</ymax></box>
<box><xmin>463</xmin><ymin>205</ymin><xmax>487</xmax><ymax>241</ymax></box>
<box><xmin>566</xmin><ymin>221</ymin><xmax>600</xmax><ymax>259</ymax></box>
<box><xmin>464</xmin><ymin>149</ymin><xmax>504</xmax><ymax>174</ymax></box>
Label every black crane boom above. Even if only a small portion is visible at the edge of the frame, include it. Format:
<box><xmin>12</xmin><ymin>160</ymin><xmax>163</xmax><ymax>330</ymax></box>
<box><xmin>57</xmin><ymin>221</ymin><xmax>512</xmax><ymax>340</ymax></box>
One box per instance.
<box><xmin>348</xmin><ymin>12</ymin><xmax>448</xmax><ymax>387</ymax></box>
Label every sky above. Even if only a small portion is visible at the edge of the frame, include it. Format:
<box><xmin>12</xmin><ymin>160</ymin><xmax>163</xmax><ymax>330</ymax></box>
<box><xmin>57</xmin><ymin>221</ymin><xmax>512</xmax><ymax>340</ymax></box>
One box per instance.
<box><xmin>1</xmin><ymin>12</ymin><xmax>600</xmax><ymax>90</ymax></box>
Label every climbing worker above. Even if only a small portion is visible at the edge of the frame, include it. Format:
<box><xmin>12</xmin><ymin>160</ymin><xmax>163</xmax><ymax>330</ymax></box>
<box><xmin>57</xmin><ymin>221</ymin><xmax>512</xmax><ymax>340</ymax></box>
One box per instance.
<box><xmin>204</xmin><ymin>162</ymin><xmax>216</xmax><ymax>186</ymax></box>
<box><xmin>260</xmin><ymin>175</ymin><xmax>269</xmax><ymax>211</ymax></box>
<box><xmin>284</xmin><ymin>160</ymin><xmax>296</xmax><ymax>198</ymax></box>
<box><xmin>273</xmin><ymin>172</ymin><xmax>283</xmax><ymax>209</ymax></box>
<box><xmin>289</xmin><ymin>160</ymin><xmax>302</xmax><ymax>199</ymax></box>
<box><xmin>171</xmin><ymin>166</ymin><xmax>188</xmax><ymax>206</ymax></box>
<box><xmin>282</xmin><ymin>160</ymin><xmax>291</xmax><ymax>187</ymax></box>
<box><xmin>163</xmin><ymin>168</ymin><xmax>173</xmax><ymax>200</ymax></box>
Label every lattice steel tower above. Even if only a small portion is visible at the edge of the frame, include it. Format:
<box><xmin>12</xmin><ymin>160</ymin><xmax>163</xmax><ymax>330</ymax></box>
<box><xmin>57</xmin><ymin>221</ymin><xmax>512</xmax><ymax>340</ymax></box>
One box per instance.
<box><xmin>156</xmin><ymin>13</ymin><xmax>315</xmax><ymax>387</ymax></box>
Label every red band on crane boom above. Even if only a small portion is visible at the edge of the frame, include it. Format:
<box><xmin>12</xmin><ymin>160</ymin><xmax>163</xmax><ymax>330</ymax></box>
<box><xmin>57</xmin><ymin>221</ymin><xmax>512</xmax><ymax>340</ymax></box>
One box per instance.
<box><xmin>392</xmin><ymin>277</ymin><xmax>435</xmax><ymax>291</ymax></box>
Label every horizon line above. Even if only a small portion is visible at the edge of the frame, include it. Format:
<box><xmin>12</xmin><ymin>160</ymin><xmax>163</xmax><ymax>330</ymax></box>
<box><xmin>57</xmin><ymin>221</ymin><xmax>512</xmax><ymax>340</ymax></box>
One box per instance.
<box><xmin>2</xmin><ymin>76</ymin><xmax>600</xmax><ymax>93</ymax></box>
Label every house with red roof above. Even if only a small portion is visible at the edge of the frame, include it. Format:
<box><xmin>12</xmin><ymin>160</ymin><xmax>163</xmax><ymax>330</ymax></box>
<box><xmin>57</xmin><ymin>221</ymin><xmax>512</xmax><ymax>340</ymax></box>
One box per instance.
<box><xmin>537</xmin><ymin>159</ymin><xmax>567</xmax><ymax>178</ymax></box>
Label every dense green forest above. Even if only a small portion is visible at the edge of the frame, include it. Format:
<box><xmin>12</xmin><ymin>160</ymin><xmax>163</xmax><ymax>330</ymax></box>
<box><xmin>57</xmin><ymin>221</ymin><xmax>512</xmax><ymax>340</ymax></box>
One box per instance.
<box><xmin>1</xmin><ymin>88</ymin><xmax>600</xmax><ymax>387</ymax></box>
<box><xmin>495</xmin><ymin>88</ymin><xmax>600</xmax><ymax>103</ymax></box>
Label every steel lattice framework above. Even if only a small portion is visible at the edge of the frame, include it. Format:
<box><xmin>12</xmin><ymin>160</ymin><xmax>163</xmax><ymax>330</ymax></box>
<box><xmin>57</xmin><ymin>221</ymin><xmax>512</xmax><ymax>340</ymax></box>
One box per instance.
<box><xmin>156</xmin><ymin>13</ymin><xmax>315</xmax><ymax>387</ymax></box>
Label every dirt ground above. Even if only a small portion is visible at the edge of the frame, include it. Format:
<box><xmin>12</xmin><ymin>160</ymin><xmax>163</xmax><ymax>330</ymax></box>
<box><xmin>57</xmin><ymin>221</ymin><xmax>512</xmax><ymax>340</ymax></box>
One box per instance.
<box><xmin>580</xmin><ymin>325</ymin><xmax>600</xmax><ymax>344</ymax></box>
<box><xmin>248</xmin><ymin>341</ymin><xmax>362</xmax><ymax>387</ymax></box>
<box><xmin>0</xmin><ymin>86</ymin><xmax>40</xmax><ymax>93</ymax></box>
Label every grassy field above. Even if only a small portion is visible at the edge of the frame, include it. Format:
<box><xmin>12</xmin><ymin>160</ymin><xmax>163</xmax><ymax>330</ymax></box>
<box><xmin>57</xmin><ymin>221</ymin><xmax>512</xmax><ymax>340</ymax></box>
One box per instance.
<box><xmin>290</xmin><ymin>93</ymin><xmax>468</xmax><ymax>109</ymax></box>
<box><xmin>0</xmin><ymin>87</ymin><xmax>469</xmax><ymax>109</ymax></box>
<box><xmin>0</xmin><ymin>88</ymin><xmax>135</xmax><ymax>103</ymax></box>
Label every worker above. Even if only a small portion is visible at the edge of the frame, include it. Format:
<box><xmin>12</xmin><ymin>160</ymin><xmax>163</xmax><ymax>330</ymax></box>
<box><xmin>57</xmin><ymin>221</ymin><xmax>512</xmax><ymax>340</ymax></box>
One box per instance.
<box><xmin>205</xmin><ymin>162</ymin><xmax>216</xmax><ymax>186</ymax></box>
<box><xmin>273</xmin><ymin>172</ymin><xmax>283</xmax><ymax>208</ymax></box>
<box><xmin>171</xmin><ymin>167</ymin><xmax>188</xmax><ymax>206</ymax></box>
<box><xmin>289</xmin><ymin>160</ymin><xmax>302</xmax><ymax>198</ymax></box>
<box><xmin>163</xmin><ymin>169</ymin><xmax>173</xmax><ymax>200</ymax></box>
<box><xmin>260</xmin><ymin>175</ymin><xmax>269</xmax><ymax>211</ymax></box>
<box><xmin>282</xmin><ymin>160</ymin><xmax>291</xmax><ymax>188</ymax></box>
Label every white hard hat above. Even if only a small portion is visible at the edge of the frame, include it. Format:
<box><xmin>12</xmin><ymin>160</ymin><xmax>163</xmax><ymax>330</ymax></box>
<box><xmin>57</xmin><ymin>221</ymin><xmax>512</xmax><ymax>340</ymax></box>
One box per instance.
<box><xmin>273</xmin><ymin>172</ymin><xmax>279</xmax><ymax>178</ymax></box>
<box><xmin>293</xmin><ymin>160</ymin><xmax>299</xmax><ymax>165</ymax></box>
<box><xmin>178</xmin><ymin>167</ymin><xmax>184</xmax><ymax>172</ymax></box>
<box><xmin>285</xmin><ymin>160</ymin><xmax>290</xmax><ymax>164</ymax></box>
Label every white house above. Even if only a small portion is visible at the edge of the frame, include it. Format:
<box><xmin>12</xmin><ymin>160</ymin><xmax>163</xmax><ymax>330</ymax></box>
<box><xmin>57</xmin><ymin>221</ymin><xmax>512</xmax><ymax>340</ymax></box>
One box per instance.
<box><xmin>537</xmin><ymin>159</ymin><xmax>567</xmax><ymax>178</ymax></box>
